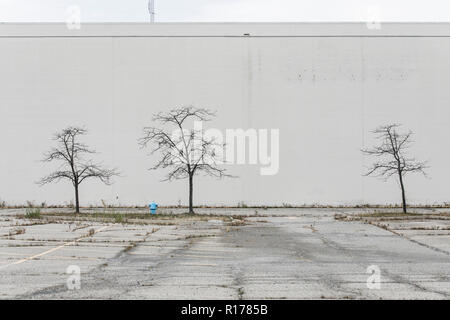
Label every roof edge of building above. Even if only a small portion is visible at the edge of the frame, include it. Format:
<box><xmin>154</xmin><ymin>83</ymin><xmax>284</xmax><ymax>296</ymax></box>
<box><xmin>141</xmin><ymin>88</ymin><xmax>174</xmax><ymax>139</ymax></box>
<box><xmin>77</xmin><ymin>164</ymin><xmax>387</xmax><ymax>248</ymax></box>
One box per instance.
<box><xmin>2</xmin><ymin>22</ymin><xmax>450</xmax><ymax>37</ymax></box>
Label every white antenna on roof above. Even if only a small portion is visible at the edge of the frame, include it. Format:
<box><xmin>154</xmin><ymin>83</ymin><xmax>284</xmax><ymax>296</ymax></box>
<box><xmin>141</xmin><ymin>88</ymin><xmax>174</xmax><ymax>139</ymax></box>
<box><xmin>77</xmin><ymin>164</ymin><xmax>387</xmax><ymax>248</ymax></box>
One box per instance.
<box><xmin>148</xmin><ymin>0</ymin><xmax>155</xmax><ymax>23</ymax></box>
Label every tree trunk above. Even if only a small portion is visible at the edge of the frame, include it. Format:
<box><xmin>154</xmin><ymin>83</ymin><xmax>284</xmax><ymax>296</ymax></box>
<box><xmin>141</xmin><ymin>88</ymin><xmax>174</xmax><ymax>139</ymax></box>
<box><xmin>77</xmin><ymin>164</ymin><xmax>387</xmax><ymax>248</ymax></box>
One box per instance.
<box><xmin>74</xmin><ymin>183</ymin><xmax>80</xmax><ymax>214</ymax></box>
<box><xmin>398</xmin><ymin>172</ymin><xmax>407</xmax><ymax>214</ymax></box>
<box><xmin>188</xmin><ymin>174</ymin><xmax>194</xmax><ymax>214</ymax></box>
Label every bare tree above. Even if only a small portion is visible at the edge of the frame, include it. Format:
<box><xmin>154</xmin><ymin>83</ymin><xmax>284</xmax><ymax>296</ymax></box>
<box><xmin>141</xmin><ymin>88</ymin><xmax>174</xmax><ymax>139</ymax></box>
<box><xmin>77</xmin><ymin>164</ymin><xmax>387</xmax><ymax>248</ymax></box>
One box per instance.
<box><xmin>38</xmin><ymin>127</ymin><xmax>119</xmax><ymax>213</ymax></box>
<box><xmin>362</xmin><ymin>124</ymin><xmax>427</xmax><ymax>213</ymax></box>
<box><xmin>139</xmin><ymin>106</ymin><xmax>230</xmax><ymax>214</ymax></box>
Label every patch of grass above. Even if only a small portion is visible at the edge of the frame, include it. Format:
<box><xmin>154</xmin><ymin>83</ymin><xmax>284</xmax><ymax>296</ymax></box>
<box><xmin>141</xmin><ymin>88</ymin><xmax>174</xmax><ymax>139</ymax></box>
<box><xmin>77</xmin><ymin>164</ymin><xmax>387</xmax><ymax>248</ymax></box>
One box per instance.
<box><xmin>113</xmin><ymin>213</ymin><xmax>125</xmax><ymax>224</ymax></box>
<box><xmin>336</xmin><ymin>211</ymin><xmax>450</xmax><ymax>220</ymax></box>
<box><xmin>151</xmin><ymin>221</ymin><xmax>176</xmax><ymax>226</ymax></box>
<box><xmin>25</xmin><ymin>208</ymin><xmax>41</xmax><ymax>219</ymax></box>
<box><xmin>358</xmin><ymin>212</ymin><xmax>420</xmax><ymax>218</ymax></box>
<box><xmin>32</xmin><ymin>211</ymin><xmax>233</xmax><ymax>223</ymax></box>
<box><xmin>185</xmin><ymin>234</ymin><xmax>215</xmax><ymax>240</ymax></box>
<box><xmin>409</xmin><ymin>226</ymin><xmax>450</xmax><ymax>230</ymax></box>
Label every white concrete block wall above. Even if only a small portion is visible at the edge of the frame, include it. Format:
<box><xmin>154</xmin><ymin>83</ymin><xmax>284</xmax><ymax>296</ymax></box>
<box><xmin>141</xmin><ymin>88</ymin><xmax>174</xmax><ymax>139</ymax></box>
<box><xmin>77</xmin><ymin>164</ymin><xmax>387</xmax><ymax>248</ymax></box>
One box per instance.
<box><xmin>0</xmin><ymin>23</ymin><xmax>449</xmax><ymax>206</ymax></box>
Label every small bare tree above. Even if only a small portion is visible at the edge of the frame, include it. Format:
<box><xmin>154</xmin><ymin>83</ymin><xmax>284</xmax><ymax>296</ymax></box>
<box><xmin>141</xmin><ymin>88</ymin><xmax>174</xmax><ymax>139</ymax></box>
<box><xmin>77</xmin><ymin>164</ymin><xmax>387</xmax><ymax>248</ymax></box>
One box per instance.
<box><xmin>38</xmin><ymin>127</ymin><xmax>119</xmax><ymax>213</ymax></box>
<box><xmin>139</xmin><ymin>106</ymin><xmax>229</xmax><ymax>214</ymax></box>
<box><xmin>362</xmin><ymin>124</ymin><xmax>427</xmax><ymax>213</ymax></box>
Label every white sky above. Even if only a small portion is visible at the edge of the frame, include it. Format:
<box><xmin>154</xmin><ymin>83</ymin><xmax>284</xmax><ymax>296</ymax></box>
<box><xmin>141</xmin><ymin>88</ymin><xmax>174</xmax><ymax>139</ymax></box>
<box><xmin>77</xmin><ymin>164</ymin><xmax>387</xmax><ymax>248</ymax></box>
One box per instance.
<box><xmin>1</xmin><ymin>0</ymin><xmax>450</xmax><ymax>22</ymax></box>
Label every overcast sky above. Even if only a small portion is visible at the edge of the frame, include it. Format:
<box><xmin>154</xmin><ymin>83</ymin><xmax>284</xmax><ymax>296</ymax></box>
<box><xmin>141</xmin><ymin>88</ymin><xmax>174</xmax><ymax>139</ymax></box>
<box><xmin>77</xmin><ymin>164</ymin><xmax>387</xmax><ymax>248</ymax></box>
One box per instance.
<box><xmin>1</xmin><ymin>0</ymin><xmax>450</xmax><ymax>22</ymax></box>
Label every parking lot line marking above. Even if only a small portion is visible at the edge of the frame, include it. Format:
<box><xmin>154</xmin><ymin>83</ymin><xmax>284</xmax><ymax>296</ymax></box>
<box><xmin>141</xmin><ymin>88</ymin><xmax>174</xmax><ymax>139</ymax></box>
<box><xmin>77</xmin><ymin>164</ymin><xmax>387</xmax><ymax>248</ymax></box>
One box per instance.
<box><xmin>0</xmin><ymin>225</ymin><xmax>109</xmax><ymax>270</ymax></box>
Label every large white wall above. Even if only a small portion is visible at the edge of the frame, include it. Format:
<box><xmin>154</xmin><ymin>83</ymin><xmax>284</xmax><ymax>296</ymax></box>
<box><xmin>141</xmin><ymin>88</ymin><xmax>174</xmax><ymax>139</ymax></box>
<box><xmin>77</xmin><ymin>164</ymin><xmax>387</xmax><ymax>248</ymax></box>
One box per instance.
<box><xmin>0</xmin><ymin>23</ymin><xmax>449</xmax><ymax>206</ymax></box>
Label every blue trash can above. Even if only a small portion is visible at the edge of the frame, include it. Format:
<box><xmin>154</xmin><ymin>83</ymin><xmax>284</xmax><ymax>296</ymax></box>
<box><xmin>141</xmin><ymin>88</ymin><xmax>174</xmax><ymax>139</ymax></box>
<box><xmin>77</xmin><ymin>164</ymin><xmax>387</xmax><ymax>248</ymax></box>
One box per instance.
<box><xmin>149</xmin><ymin>201</ymin><xmax>158</xmax><ymax>214</ymax></box>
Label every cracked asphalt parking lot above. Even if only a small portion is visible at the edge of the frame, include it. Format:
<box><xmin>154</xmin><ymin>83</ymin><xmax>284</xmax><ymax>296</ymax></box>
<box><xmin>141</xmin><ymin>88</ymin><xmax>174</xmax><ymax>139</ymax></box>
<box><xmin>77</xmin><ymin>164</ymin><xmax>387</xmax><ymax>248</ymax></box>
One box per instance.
<box><xmin>0</xmin><ymin>208</ymin><xmax>449</xmax><ymax>299</ymax></box>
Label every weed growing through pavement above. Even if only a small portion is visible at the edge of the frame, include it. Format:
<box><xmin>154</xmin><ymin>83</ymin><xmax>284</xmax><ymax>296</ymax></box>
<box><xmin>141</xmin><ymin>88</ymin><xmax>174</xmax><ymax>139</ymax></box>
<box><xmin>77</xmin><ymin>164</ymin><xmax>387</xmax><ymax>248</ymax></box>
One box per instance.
<box><xmin>25</xmin><ymin>208</ymin><xmax>41</xmax><ymax>219</ymax></box>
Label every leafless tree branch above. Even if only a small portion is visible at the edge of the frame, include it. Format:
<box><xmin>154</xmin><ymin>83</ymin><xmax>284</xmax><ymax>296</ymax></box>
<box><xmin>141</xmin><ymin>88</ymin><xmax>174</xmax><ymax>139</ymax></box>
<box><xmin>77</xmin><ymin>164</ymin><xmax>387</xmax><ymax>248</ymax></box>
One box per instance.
<box><xmin>139</xmin><ymin>106</ymin><xmax>231</xmax><ymax>213</ymax></box>
<box><xmin>362</xmin><ymin>124</ymin><xmax>428</xmax><ymax>213</ymax></box>
<box><xmin>38</xmin><ymin>126</ymin><xmax>119</xmax><ymax>213</ymax></box>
